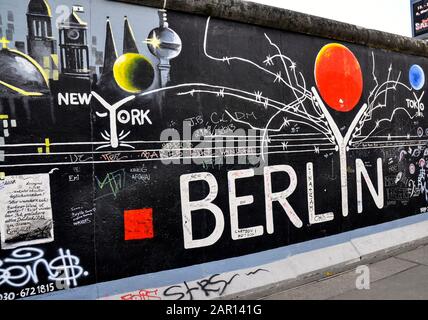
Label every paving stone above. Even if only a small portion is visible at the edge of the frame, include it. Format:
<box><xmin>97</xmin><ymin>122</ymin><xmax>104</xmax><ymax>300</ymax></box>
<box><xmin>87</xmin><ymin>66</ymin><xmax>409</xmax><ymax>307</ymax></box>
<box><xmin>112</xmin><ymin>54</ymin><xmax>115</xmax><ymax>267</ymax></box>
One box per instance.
<box><xmin>396</xmin><ymin>245</ymin><xmax>428</xmax><ymax>266</ymax></box>
<box><xmin>263</xmin><ymin>257</ymin><xmax>417</xmax><ymax>300</ymax></box>
<box><xmin>331</xmin><ymin>265</ymin><xmax>428</xmax><ymax>300</ymax></box>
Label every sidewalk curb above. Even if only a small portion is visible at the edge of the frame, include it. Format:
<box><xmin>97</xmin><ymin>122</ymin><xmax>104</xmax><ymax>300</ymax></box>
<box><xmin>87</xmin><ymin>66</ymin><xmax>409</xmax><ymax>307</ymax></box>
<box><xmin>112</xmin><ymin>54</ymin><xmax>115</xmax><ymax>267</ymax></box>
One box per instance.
<box><xmin>220</xmin><ymin>219</ymin><xmax>428</xmax><ymax>300</ymax></box>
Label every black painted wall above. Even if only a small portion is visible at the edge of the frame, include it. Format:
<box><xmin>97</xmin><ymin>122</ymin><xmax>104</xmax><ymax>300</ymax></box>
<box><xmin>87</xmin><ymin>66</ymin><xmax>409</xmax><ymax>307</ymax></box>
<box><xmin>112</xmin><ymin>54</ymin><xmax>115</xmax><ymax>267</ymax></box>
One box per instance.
<box><xmin>0</xmin><ymin>0</ymin><xmax>427</xmax><ymax>299</ymax></box>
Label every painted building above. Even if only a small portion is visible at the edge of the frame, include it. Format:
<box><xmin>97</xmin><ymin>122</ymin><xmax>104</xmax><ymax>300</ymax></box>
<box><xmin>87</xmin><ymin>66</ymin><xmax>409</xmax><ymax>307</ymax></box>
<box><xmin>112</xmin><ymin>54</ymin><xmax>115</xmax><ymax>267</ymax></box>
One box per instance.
<box><xmin>26</xmin><ymin>0</ymin><xmax>57</xmax><ymax>73</ymax></box>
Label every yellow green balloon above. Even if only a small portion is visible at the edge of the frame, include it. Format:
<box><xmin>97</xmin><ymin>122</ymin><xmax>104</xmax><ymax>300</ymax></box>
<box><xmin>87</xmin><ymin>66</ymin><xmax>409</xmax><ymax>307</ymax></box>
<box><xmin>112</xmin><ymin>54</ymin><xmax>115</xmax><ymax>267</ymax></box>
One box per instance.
<box><xmin>113</xmin><ymin>53</ymin><xmax>154</xmax><ymax>93</ymax></box>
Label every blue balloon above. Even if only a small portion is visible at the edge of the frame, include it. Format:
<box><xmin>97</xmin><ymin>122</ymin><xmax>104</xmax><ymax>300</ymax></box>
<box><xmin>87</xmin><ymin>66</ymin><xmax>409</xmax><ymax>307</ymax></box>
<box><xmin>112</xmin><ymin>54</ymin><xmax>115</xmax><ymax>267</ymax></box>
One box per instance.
<box><xmin>409</xmin><ymin>64</ymin><xmax>425</xmax><ymax>91</ymax></box>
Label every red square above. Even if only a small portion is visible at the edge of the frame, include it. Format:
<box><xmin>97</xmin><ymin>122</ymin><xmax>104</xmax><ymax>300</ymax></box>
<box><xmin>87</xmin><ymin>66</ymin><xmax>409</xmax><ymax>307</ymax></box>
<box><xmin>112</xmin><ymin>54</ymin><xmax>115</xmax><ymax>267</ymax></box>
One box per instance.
<box><xmin>124</xmin><ymin>208</ymin><xmax>154</xmax><ymax>241</ymax></box>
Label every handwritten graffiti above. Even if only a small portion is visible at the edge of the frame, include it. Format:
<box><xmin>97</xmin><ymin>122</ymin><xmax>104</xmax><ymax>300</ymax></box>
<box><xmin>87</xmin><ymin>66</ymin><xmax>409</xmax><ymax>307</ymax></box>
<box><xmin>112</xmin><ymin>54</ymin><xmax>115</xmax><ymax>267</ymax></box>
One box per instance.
<box><xmin>95</xmin><ymin>169</ymin><xmax>126</xmax><ymax>199</ymax></box>
<box><xmin>129</xmin><ymin>166</ymin><xmax>151</xmax><ymax>183</ymax></box>
<box><xmin>163</xmin><ymin>273</ymin><xmax>239</xmax><ymax>300</ymax></box>
<box><xmin>0</xmin><ymin>247</ymin><xmax>88</xmax><ymax>288</ymax></box>
<box><xmin>100</xmin><ymin>153</ymin><xmax>128</xmax><ymax>162</ymax></box>
<box><xmin>102</xmin><ymin>267</ymin><xmax>270</xmax><ymax>300</ymax></box>
<box><xmin>120</xmin><ymin>289</ymin><xmax>161</xmax><ymax>300</ymax></box>
<box><xmin>245</xmin><ymin>268</ymin><xmax>269</xmax><ymax>276</ymax></box>
<box><xmin>140</xmin><ymin>151</ymin><xmax>159</xmax><ymax>159</ymax></box>
<box><xmin>69</xmin><ymin>154</ymin><xmax>93</xmax><ymax>163</ymax></box>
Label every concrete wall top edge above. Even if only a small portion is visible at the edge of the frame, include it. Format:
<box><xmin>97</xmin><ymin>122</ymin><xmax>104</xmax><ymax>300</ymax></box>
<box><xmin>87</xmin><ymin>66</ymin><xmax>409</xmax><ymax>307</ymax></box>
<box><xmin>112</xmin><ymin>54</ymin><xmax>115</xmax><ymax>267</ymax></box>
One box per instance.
<box><xmin>109</xmin><ymin>0</ymin><xmax>428</xmax><ymax>58</ymax></box>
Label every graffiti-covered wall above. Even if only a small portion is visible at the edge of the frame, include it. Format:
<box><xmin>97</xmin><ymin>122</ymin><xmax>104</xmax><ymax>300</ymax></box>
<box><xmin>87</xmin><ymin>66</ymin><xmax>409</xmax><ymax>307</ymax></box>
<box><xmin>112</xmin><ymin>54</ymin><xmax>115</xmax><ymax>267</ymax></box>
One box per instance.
<box><xmin>0</xmin><ymin>0</ymin><xmax>428</xmax><ymax>300</ymax></box>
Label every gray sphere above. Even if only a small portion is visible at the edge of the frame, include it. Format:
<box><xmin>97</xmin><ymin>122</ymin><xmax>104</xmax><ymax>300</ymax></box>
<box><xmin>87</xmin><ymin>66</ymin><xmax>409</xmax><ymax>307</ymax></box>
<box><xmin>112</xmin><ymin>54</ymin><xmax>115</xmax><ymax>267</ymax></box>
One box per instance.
<box><xmin>147</xmin><ymin>26</ymin><xmax>182</xmax><ymax>60</ymax></box>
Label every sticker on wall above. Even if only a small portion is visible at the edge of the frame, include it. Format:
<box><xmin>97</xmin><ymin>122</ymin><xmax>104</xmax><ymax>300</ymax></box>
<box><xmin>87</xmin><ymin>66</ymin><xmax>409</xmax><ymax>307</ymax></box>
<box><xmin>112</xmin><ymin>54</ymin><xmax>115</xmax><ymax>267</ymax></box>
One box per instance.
<box><xmin>314</xmin><ymin>43</ymin><xmax>363</xmax><ymax>112</ymax></box>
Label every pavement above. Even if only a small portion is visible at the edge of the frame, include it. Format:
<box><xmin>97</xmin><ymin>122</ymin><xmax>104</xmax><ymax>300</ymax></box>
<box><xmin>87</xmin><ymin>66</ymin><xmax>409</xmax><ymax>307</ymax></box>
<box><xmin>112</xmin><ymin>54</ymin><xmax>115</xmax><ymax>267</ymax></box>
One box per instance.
<box><xmin>260</xmin><ymin>244</ymin><xmax>428</xmax><ymax>300</ymax></box>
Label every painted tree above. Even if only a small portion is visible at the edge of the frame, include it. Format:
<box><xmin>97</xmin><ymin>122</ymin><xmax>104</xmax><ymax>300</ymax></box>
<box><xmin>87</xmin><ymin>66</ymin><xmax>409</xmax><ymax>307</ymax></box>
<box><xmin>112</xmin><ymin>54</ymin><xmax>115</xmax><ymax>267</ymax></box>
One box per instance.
<box><xmin>164</xmin><ymin>17</ymin><xmax>424</xmax><ymax>217</ymax></box>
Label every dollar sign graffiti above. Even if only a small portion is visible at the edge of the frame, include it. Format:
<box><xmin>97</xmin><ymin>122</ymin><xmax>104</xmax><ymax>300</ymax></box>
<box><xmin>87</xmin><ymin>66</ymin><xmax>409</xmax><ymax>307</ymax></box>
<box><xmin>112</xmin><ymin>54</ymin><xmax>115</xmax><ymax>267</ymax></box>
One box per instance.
<box><xmin>50</xmin><ymin>249</ymin><xmax>89</xmax><ymax>289</ymax></box>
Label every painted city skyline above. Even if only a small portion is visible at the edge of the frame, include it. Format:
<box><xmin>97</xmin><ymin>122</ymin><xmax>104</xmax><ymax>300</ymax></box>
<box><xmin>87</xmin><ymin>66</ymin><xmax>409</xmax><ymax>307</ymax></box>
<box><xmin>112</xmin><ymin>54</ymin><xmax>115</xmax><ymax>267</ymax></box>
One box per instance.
<box><xmin>0</xmin><ymin>0</ymin><xmax>159</xmax><ymax>79</ymax></box>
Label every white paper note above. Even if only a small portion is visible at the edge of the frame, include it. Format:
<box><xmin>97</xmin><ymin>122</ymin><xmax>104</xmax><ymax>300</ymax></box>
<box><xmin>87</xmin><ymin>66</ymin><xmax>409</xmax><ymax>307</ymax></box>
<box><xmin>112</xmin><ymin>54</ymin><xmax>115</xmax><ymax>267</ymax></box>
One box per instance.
<box><xmin>0</xmin><ymin>174</ymin><xmax>54</xmax><ymax>250</ymax></box>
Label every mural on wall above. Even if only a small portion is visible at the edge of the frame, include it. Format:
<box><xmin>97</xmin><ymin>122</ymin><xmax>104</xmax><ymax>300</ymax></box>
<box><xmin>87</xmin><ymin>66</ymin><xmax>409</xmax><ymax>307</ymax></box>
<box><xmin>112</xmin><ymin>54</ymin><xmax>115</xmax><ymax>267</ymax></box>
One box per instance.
<box><xmin>0</xmin><ymin>0</ymin><xmax>428</xmax><ymax>299</ymax></box>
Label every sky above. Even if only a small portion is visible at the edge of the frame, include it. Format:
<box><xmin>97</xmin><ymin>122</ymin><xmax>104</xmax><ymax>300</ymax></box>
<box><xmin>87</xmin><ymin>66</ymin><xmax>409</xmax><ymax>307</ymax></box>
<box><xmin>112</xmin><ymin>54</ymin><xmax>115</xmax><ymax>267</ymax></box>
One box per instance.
<box><xmin>248</xmin><ymin>0</ymin><xmax>413</xmax><ymax>37</ymax></box>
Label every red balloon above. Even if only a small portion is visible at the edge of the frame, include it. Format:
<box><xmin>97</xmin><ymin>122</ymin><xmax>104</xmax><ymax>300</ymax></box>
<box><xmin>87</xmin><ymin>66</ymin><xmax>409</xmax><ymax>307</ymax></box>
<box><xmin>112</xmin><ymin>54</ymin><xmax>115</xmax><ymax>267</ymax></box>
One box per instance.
<box><xmin>314</xmin><ymin>43</ymin><xmax>363</xmax><ymax>112</ymax></box>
